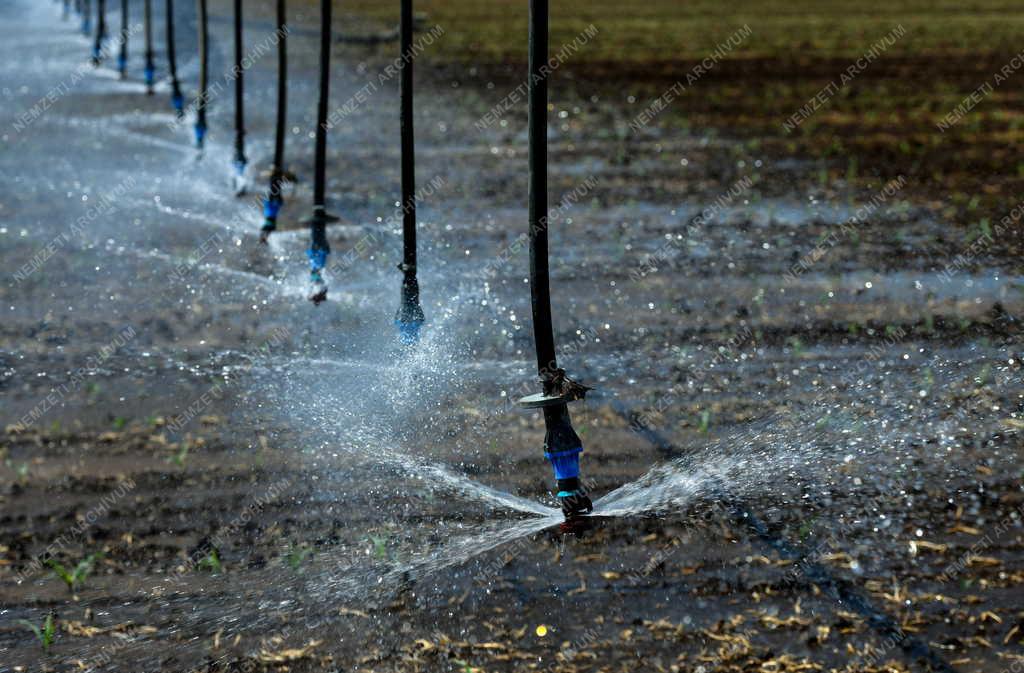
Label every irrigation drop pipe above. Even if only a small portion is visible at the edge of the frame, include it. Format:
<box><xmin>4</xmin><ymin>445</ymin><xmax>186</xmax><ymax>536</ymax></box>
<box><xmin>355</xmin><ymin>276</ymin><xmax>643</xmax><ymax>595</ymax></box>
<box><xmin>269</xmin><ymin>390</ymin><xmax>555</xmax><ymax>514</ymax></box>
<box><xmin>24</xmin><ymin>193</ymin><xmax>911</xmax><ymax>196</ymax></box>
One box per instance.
<box><xmin>520</xmin><ymin>0</ymin><xmax>593</xmax><ymax>521</ymax></box>
<box><xmin>194</xmin><ymin>0</ymin><xmax>209</xmax><ymax>151</ymax></box>
<box><xmin>165</xmin><ymin>0</ymin><xmax>184</xmax><ymax>115</ymax></box>
<box><xmin>259</xmin><ymin>0</ymin><xmax>287</xmax><ymax>243</ymax></box>
<box><xmin>144</xmin><ymin>0</ymin><xmax>155</xmax><ymax>94</ymax></box>
<box><xmin>231</xmin><ymin>0</ymin><xmax>248</xmax><ymax>194</ymax></box>
<box><xmin>394</xmin><ymin>0</ymin><xmax>425</xmax><ymax>344</ymax></box>
<box><xmin>117</xmin><ymin>0</ymin><xmax>127</xmax><ymax>78</ymax></box>
<box><xmin>81</xmin><ymin>0</ymin><xmax>91</xmax><ymax>36</ymax></box>
<box><xmin>306</xmin><ymin>0</ymin><xmax>337</xmax><ymax>305</ymax></box>
<box><xmin>91</xmin><ymin>0</ymin><xmax>106</xmax><ymax>65</ymax></box>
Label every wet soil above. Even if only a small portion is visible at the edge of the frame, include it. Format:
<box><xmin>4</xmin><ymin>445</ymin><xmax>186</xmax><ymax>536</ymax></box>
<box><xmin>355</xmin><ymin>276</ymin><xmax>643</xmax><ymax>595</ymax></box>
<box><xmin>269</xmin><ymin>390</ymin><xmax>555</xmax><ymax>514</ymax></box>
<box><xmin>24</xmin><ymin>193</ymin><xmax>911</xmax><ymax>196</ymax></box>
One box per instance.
<box><xmin>1</xmin><ymin>1</ymin><xmax>1022</xmax><ymax>672</ymax></box>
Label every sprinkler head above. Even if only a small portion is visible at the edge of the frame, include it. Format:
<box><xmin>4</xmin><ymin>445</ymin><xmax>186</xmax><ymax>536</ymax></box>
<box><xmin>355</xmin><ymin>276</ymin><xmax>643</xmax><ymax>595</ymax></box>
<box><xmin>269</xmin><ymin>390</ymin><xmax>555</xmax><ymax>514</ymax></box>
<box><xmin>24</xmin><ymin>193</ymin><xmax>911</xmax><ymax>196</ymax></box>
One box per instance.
<box><xmin>556</xmin><ymin>477</ymin><xmax>594</xmax><ymax>519</ymax></box>
<box><xmin>171</xmin><ymin>91</ymin><xmax>184</xmax><ymax>118</ymax></box>
<box><xmin>395</xmin><ymin>319</ymin><xmax>424</xmax><ymax>345</ymax></box>
<box><xmin>193</xmin><ymin>122</ymin><xmax>207</xmax><ymax>150</ymax></box>
<box><xmin>232</xmin><ymin>159</ymin><xmax>248</xmax><ymax>197</ymax></box>
<box><xmin>395</xmin><ymin>269</ymin><xmax>425</xmax><ymax>346</ymax></box>
<box><xmin>308</xmin><ymin>270</ymin><xmax>328</xmax><ymax>305</ymax></box>
<box><xmin>91</xmin><ymin>45</ymin><xmax>102</xmax><ymax>66</ymax></box>
<box><xmin>306</xmin><ymin>247</ymin><xmax>329</xmax><ymax>305</ymax></box>
<box><xmin>144</xmin><ymin>65</ymin><xmax>155</xmax><ymax>94</ymax></box>
<box><xmin>260</xmin><ymin>196</ymin><xmax>282</xmax><ymax>244</ymax></box>
<box><xmin>117</xmin><ymin>54</ymin><xmax>126</xmax><ymax>78</ymax></box>
<box><xmin>538</xmin><ymin>403</ymin><xmax>592</xmax><ymax>520</ymax></box>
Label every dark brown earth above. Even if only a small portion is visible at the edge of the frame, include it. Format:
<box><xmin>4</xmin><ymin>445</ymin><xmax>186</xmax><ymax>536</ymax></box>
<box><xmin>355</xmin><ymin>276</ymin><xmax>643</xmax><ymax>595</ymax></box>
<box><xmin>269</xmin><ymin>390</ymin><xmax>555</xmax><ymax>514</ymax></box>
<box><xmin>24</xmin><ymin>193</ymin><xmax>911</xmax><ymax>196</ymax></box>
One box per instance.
<box><xmin>1</xmin><ymin>1</ymin><xmax>1022</xmax><ymax>672</ymax></box>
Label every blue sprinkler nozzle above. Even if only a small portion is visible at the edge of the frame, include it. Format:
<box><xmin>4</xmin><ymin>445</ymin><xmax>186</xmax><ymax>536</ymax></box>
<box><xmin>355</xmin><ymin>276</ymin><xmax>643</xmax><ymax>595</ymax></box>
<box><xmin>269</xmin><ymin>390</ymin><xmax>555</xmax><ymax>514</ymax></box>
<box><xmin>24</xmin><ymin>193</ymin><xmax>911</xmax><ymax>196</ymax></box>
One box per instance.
<box><xmin>116</xmin><ymin>54</ymin><xmax>126</xmax><ymax>77</ymax></box>
<box><xmin>193</xmin><ymin>122</ymin><xmax>207</xmax><ymax>149</ymax></box>
<box><xmin>395</xmin><ymin>319</ymin><xmax>424</xmax><ymax>346</ymax></box>
<box><xmin>171</xmin><ymin>92</ymin><xmax>184</xmax><ymax>115</ymax></box>
<box><xmin>306</xmin><ymin>247</ymin><xmax>328</xmax><ymax>274</ymax></box>
<box><xmin>91</xmin><ymin>45</ymin><xmax>102</xmax><ymax>63</ymax></box>
<box><xmin>144</xmin><ymin>65</ymin><xmax>155</xmax><ymax>88</ymax></box>
<box><xmin>262</xmin><ymin>197</ymin><xmax>282</xmax><ymax>226</ymax></box>
<box><xmin>546</xmin><ymin>447</ymin><xmax>582</xmax><ymax>484</ymax></box>
<box><xmin>233</xmin><ymin>159</ymin><xmax>247</xmax><ymax>177</ymax></box>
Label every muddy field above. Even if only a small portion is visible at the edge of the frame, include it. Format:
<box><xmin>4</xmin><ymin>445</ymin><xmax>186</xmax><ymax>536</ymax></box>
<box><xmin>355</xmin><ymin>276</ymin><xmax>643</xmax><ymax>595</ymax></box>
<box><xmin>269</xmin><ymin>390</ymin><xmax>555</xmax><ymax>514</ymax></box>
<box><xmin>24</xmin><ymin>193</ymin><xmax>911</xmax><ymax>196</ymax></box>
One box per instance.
<box><xmin>1</xmin><ymin>1</ymin><xmax>1023</xmax><ymax>672</ymax></box>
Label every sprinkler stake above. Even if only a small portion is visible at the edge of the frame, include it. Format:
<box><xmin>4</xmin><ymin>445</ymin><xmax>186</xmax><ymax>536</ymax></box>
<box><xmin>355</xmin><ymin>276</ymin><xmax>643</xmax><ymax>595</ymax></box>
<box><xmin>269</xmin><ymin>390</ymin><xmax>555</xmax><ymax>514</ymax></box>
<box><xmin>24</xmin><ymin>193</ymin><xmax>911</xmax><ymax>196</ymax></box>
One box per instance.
<box><xmin>166</xmin><ymin>0</ymin><xmax>184</xmax><ymax>117</ymax></box>
<box><xmin>143</xmin><ymin>0</ymin><xmax>155</xmax><ymax>94</ymax></box>
<box><xmin>117</xmin><ymin>0</ymin><xmax>127</xmax><ymax>79</ymax></box>
<box><xmin>394</xmin><ymin>0</ymin><xmax>425</xmax><ymax>345</ymax></box>
<box><xmin>521</xmin><ymin>0</ymin><xmax>593</xmax><ymax>520</ymax></box>
<box><xmin>395</xmin><ymin>264</ymin><xmax>425</xmax><ymax>345</ymax></box>
<box><xmin>195</xmin><ymin>0</ymin><xmax>208</xmax><ymax>153</ymax></box>
<box><xmin>305</xmin><ymin>0</ymin><xmax>334</xmax><ymax>303</ymax></box>
<box><xmin>260</xmin><ymin>0</ymin><xmax>288</xmax><ymax>244</ymax></box>
<box><xmin>232</xmin><ymin>0</ymin><xmax>247</xmax><ymax>196</ymax></box>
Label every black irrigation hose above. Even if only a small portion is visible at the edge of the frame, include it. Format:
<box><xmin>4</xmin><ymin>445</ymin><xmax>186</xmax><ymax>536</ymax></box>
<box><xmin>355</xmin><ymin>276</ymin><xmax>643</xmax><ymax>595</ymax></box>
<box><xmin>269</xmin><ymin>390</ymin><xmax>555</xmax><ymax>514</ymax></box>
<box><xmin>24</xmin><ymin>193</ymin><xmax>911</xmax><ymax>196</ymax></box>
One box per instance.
<box><xmin>166</xmin><ymin>0</ymin><xmax>183</xmax><ymax>115</ymax></box>
<box><xmin>91</xmin><ymin>0</ymin><xmax>106</xmax><ymax>65</ymax></box>
<box><xmin>117</xmin><ymin>0</ymin><xmax>127</xmax><ymax>78</ymax></box>
<box><xmin>194</xmin><ymin>0</ymin><xmax>208</xmax><ymax>150</ymax></box>
<box><xmin>260</xmin><ymin>0</ymin><xmax>286</xmax><ymax>240</ymax></box>
<box><xmin>528</xmin><ymin>0</ymin><xmax>555</xmax><ymax>382</ymax></box>
<box><xmin>232</xmin><ymin>0</ymin><xmax>247</xmax><ymax>186</ymax></box>
<box><xmin>610</xmin><ymin>407</ymin><xmax>957</xmax><ymax>673</ymax></box>
<box><xmin>394</xmin><ymin>0</ymin><xmax>425</xmax><ymax>344</ymax></box>
<box><xmin>144</xmin><ymin>0</ymin><xmax>155</xmax><ymax>94</ymax></box>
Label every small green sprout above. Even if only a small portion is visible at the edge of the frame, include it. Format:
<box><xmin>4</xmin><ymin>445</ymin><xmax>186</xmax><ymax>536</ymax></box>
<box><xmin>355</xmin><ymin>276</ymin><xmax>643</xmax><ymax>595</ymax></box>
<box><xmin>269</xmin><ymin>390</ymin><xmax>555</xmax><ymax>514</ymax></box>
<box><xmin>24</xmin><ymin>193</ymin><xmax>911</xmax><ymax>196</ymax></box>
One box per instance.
<box><xmin>111</xmin><ymin>417</ymin><xmax>127</xmax><ymax>430</ymax></box>
<box><xmin>17</xmin><ymin>614</ymin><xmax>55</xmax><ymax>652</ymax></box>
<box><xmin>197</xmin><ymin>548</ymin><xmax>222</xmax><ymax>574</ymax></box>
<box><xmin>170</xmin><ymin>443</ymin><xmax>189</xmax><ymax>467</ymax></box>
<box><xmin>47</xmin><ymin>552</ymin><xmax>101</xmax><ymax>592</ymax></box>
<box><xmin>698</xmin><ymin>410</ymin><xmax>711</xmax><ymax>434</ymax></box>
<box><xmin>285</xmin><ymin>544</ymin><xmax>313</xmax><ymax>571</ymax></box>
<box><xmin>368</xmin><ymin>535</ymin><xmax>389</xmax><ymax>561</ymax></box>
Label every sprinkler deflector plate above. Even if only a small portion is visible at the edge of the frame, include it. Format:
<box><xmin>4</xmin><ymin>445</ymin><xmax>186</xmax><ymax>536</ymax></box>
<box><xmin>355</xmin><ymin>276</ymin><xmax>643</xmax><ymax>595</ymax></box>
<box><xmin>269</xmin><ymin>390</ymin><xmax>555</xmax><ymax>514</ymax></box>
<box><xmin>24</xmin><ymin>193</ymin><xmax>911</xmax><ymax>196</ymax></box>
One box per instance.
<box><xmin>517</xmin><ymin>392</ymin><xmax>577</xmax><ymax>409</ymax></box>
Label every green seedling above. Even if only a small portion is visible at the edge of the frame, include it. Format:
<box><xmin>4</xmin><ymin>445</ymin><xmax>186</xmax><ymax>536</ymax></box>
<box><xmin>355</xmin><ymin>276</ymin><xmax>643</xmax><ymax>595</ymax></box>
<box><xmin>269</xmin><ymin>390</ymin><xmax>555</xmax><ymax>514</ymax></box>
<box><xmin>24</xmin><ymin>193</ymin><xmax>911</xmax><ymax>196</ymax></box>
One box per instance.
<box><xmin>16</xmin><ymin>462</ymin><xmax>30</xmax><ymax>482</ymax></box>
<box><xmin>197</xmin><ymin>549</ymin><xmax>222</xmax><ymax>574</ymax></box>
<box><xmin>285</xmin><ymin>544</ymin><xmax>313</xmax><ymax>571</ymax></box>
<box><xmin>170</xmin><ymin>443</ymin><xmax>189</xmax><ymax>467</ymax></box>
<box><xmin>698</xmin><ymin>410</ymin><xmax>711</xmax><ymax>434</ymax></box>
<box><xmin>47</xmin><ymin>552</ymin><xmax>101</xmax><ymax>592</ymax></box>
<box><xmin>17</xmin><ymin>614</ymin><xmax>55</xmax><ymax>652</ymax></box>
<box><xmin>797</xmin><ymin>517</ymin><xmax>818</xmax><ymax>541</ymax></box>
<box><xmin>111</xmin><ymin>417</ymin><xmax>127</xmax><ymax>430</ymax></box>
<box><xmin>368</xmin><ymin>535</ymin><xmax>389</xmax><ymax>561</ymax></box>
<box><xmin>50</xmin><ymin>420</ymin><xmax>61</xmax><ymax>434</ymax></box>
